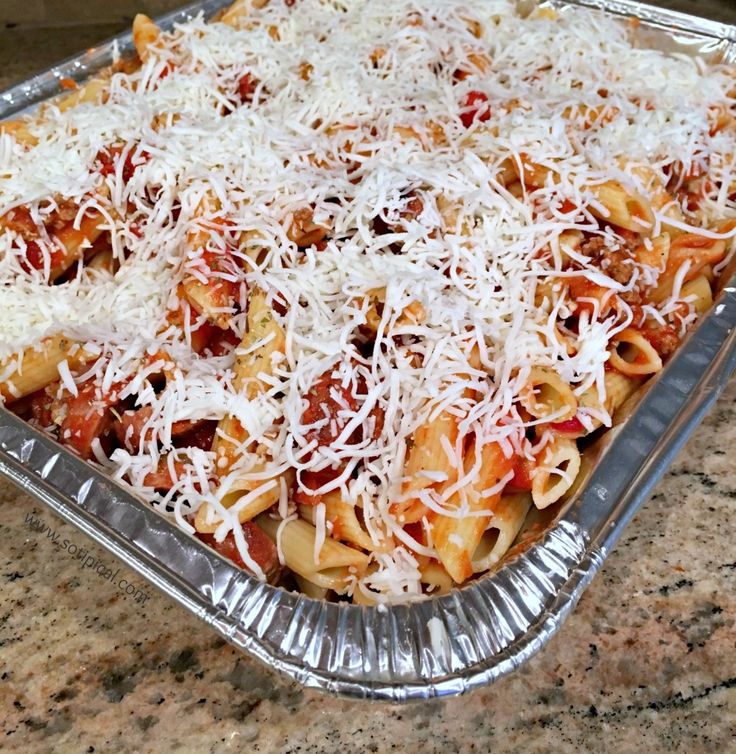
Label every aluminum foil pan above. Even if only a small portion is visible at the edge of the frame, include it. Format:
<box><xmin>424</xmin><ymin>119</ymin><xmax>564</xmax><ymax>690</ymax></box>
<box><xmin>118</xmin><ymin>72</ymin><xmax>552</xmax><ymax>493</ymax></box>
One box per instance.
<box><xmin>1</xmin><ymin>0</ymin><xmax>735</xmax><ymax>701</ymax></box>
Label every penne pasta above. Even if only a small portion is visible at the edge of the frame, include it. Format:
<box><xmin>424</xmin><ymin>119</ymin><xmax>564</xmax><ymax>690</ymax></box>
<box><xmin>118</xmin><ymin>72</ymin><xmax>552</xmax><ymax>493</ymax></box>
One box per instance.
<box><xmin>220</xmin><ymin>0</ymin><xmax>271</xmax><ymax>27</ymax></box>
<box><xmin>0</xmin><ymin>335</ymin><xmax>96</xmax><ymax>401</ymax></box>
<box><xmin>589</xmin><ymin>180</ymin><xmax>655</xmax><ymax>233</ymax></box>
<box><xmin>652</xmin><ymin>233</ymin><xmax>728</xmax><ymax>302</ymax></box>
<box><xmin>394</xmin><ymin>408</ymin><xmax>460</xmax><ymax>523</ymax></box>
<box><xmin>0</xmin><ymin>119</ymin><xmax>37</xmax><ymax>145</ymax></box>
<box><xmin>132</xmin><ymin>14</ymin><xmax>161</xmax><ymax>62</ymax></box>
<box><xmin>602</xmin><ymin>370</ymin><xmax>642</xmax><ymax>415</ymax></box>
<box><xmin>299</xmin><ymin>490</ymin><xmax>383</xmax><ymax>553</ymax></box>
<box><xmin>562</xmin><ymin>103</ymin><xmax>619</xmax><ymax>130</ymax></box>
<box><xmin>180</xmin><ymin>197</ymin><xmax>242</xmax><ymax>329</ymax></box>
<box><xmin>609</xmin><ymin>328</ymin><xmax>663</xmax><ymax>376</ymax></box>
<box><xmin>57</xmin><ymin>78</ymin><xmax>108</xmax><ymax>112</ymax></box>
<box><xmin>50</xmin><ymin>213</ymin><xmax>106</xmax><ymax>280</ymax></box>
<box><xmin>194</xmin><ymin>469</ymin><xmax>291</xmax><ymax>533</ymax></box>
<box><xmin>681</xmin><ymin>274</ymin><xmax>714</xmax><ymax>315</ymax></box>
<box><xmin>419</xmin><ymin>560</ymin><xmax>454</xmax><ymax>595</ymax></box>
<box><xmin>433</xmin><ymin>440</ymin><xmax>514</xmax><ymax>583</ymax></box>
<box><xmin>86</xmin><ymin>248</ymin><xmax>115</xmax><ymax>274</ymax></box>
<box><xmin>635</xmin><ymin>232</ymin><xmax>670</xmax><ymax>271</ymax></box>
<box><xmin>294</xmin><ymin>575</ymin><xmax>330</xmax><ymax>600</ymax></box>
<box><xmin>359</xmin><ymin>287</ymin><xmax>425</xmax><ymax>335</ymax></box>
<box><xmin>211</xmin><ymin>287</ymin><xmax>285</xmax><ymax>472</ymax></box>
<box><xmin>470</xmin><ymin>492</ymin><xmax>533</xmax><ymax>573</ymax></box>
<box><xmin>257</xmin><ymin>514</ymin><xmax>369</xmax><ymax>591</ymax></box>
<box><xmin>515</xmin><ymin>154</ymin><xmax>556</xmax><ymax>189</ymax></box>
<box><xmin>233</xmin><ymin>288</ymin><xmax>286</xmax><ymax>398</ymax></box>
<box><xmin>531</xmin><ymin>437</ymin><xmax>581</xmax><ymax>510</ymax></box>
<box><xmin>520</xmin><ymin>366</ymin><xmax>577</xmax><ymax>422</ymax></box>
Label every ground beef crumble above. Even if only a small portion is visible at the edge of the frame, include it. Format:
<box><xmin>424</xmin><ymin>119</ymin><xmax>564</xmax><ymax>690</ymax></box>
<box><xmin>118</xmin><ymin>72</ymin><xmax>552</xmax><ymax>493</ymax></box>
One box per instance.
<box><xmin>579</xmin><ymin>234</ymin><xmax>645</xmax><ymax>304</ymax></box>
<box><xmin>641</xmin><ymin>323</ymin><xmax>680</xmax><ymax>358</ymax></box>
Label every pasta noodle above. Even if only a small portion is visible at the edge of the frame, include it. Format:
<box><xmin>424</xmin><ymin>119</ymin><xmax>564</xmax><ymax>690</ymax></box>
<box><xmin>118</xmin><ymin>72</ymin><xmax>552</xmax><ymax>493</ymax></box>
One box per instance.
<box><xmin>589</xmin><ymin>180</ymin><xmax>655</xmax><ymax>233</ymax></box>
<box><xmin>531</xmin><ymin>437</ymin><xmax>581</xmax><ymax>510</ymax></box>
<box><xmin>433</xmin><ymin>440</ymin><xmax>513</xmax><ymax>582</ymax></box>
<box><xmin>470</xmin><ymin>492</ymin><xmax>533</xmax><ymax>573</ymax></box>
<box><xmin>132</xmin><ymin>14</ymin><xmax>161</xmax><ymax>62</ymax></box>
<box><xmin>257</xmin><ymin>514</ymin><xmax>369</xmax><ymax>591</ymax></box>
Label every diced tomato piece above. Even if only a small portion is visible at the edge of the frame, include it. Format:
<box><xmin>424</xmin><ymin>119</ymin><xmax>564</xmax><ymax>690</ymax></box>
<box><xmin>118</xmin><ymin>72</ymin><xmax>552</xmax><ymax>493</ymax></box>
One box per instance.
<box><xmin>174</xmin><ymin>420</ymin><xmax>217</xmax><ymax>451</ymax></box>
<box><xmin>558</xmin><ymin>199</ymin><xmax>577</xmax><ymax>214</ymax></box>
<box><xmin>403</xmin><ymin>521</ymin><xmax>427</xmax><ymax>546</ymax></box>
<box><xmin>508</xmin><ymin>455</ymin><xmax>535</xmax><ymax>491</ymax></box>
<box><xmin>403</xmin><ymin>196</ymin><xmax>423</xmax><ymax>220</ymax></box>
<box><xmin>115</xmin><ymin>406</ymin><xmax>153</xmax><ymax>447</ymax></box>
<box><xmin>270</xmin><ymin>294</ymin><xmax>288</xmax><ymax>317</ymax></box>
<box><xmin>293</xmin><ymin>485</ymin><xmax>322</xmax><ymax>507</ymax></box>
<box><xmin>185</xmin><ymin>249</ymin><xmax>242</xmax><ymax>327</ymax></box>
<box><xmin>123</xmin><ymin>150</ymin><xmax>149</xmax><ymax>183</ymax></box>
<box><xmin>27</xmin><ymin>387</ymin><xmax>55</xmax><ymax>427</ymax></box>
<box><xmin>236</xmin><ymin>72</ymin><xmax>259</xmax><ymax>104</ymax></box>
<box><xmin>22</xmin><ymin>240</ymin><xmax>45</xmax><ymax>271</ymax></box>
<box><xmin>368</xmin><ymin>404</ymin><xmax>385</xmax><ymax>441</ymax></box>
<box><xmin>549</xmin><ymin>415</ymin><xmax>585</xmax><ymax>436</ymax></box>
<box><xmin>190</xmin><ymin>320</ymin><xmax>218</xmax><ymax>354</ymax></box>
<box><xmin>167</xmin><ymin>300</ymin><xmax>220</xmax><ymax>353</ymax></box>
<box><xmin>95</xmin><ymin>148</ymin><xmax>116</xmax><ymax>177</ymax></box>
<box><xmin>460</xmin><ymin>90</ymin><xmax>491</xmax><ymax>128</ymax></box>
<box><xmin>59</xmin><ymin>381</ymin><xmax>120</xmax><ymax>460</ymax></box>
<box><xmin>18</xmin><ymin>239</ymin><xmax>65</xmax><ymax>274</ymax></box>
<box><xmin>294</xmin><ymin>465</ymin><xmax>344</xmax><ymax>506</ymax></box>
<box><xmin>142</xmin><ymin>457</ymin><xmax>188</xmax><ymax>489</ymax></box>
<box><xmin>2</xmin><ymin>205</ymin><xmax>37</xmax><ymax>238</ymax></box>
<box><xmin>301</xmin><ymin>371</ymin><xmax>359</xmax><ymax>448</ymax></box>
<box><xmin>95</xmin><ymin>146</ymin><xmax>150</xmax><ymax>183</ymax></box>
<box><xmin>372</xmin><ymin>192</ymin><xmax>423</xmax><ymax>236</ymax></box>
<box><xmin>208</xmin><ymin>328</ymin><xmax>241</xmax><ymax>357</ymax></box>
<box><xmin>202</xmin><ymin>247</ymin><xmax>240</xmax><ymax>281</ymax></box>
<box><xmin>196</xmin><ymin>524</ymin><xmax>279</xmax><ymax>578</ymax></box>
<box><xmin>115</xmin><ymin>407</ymin><xmax>217</xmax><ymax>451</ymax></box>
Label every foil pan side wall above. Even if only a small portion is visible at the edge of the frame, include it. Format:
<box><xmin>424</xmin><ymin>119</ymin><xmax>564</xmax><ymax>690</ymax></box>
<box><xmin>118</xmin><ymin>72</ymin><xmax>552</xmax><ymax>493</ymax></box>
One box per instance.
<box><xmin>558</xmin><ymin>0</ymin><xmax>736</xmax><ymax>41</ymax></box>
<box><xmin>0</xmin><ymin>0</ymin><xmax>735</xmax><ymax>701</ymax></box>
<box><xmin>0</xmin><ymin>0</ymin><xmax>233</xmax><ymax>119</ymax></box>
<box><xmin>564</xmin><ymin>281</ymin><xmax>736</xmax><ymax>551</ymax></box>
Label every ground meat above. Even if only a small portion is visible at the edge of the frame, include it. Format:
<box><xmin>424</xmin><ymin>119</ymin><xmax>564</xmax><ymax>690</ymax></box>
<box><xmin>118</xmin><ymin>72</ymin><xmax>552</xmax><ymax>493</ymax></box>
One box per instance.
<box><xmin>641</xmin><ymin>323</ymin><xmax>680</xmax><ymax>358</ymax></box>
<box><xmin>619</xmin><ymin>287</ymin><xmax>644</xmax><ymax>306</ymax></box>
<box><xmin>2</xmin><ymin>198</ymin><xmax>80</xmax><ymax>241</ymax></box>
<box><xmin>44</xmin><ymin>198</ymin><xmax>79</xmax><ymax>232</ymax></box>
<box><xmin>579</xmin><ymin>235</ymin><xmax>638</xmax><ymax>286</ymax></box>
<box><xmin>1</xmin><ymin>205</ymin><xmax>37</xmax><ymax>240</ymax></box>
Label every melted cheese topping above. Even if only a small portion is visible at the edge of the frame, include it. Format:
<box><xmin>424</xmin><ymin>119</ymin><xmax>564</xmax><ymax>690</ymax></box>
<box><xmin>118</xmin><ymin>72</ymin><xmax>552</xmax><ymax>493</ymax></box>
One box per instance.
<box><xmin>1</xmin><ymin>0</ymin><xmax>735</xmax><ymax>599</ymax></box>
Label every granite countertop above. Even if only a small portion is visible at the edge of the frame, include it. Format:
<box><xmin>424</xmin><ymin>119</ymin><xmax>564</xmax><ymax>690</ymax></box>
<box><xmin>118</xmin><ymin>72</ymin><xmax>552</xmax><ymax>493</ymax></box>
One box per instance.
<box><xmin>1</xmin><ymin>3</ymin><xmax>735</xmax><ymax>752</ymax></box>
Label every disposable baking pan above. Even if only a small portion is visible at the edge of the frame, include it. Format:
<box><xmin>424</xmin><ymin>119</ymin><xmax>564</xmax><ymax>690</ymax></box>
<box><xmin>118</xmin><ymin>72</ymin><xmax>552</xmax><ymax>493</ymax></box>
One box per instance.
<box><xmin>0</xmin><ymin>0</ymin><xmax>735</xmax><ymax>701</ymax></box>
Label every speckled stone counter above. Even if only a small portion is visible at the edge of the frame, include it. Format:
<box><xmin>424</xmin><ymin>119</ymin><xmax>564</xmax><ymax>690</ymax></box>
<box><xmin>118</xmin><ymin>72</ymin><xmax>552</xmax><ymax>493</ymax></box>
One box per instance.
<box><xmin>1</xmin><ymin>3</ymin><xmax>735</xmax><ymax>752</ymax></box>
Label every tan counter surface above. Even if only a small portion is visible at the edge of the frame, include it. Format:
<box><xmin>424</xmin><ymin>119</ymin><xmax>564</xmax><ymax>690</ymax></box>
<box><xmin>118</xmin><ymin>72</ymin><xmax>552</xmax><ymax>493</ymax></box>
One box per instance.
<box><xmin>0</xmin><ymin>2</ymin><xmax>734</xmax><ymax>752</ymax></box>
